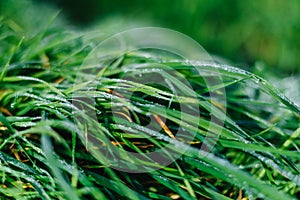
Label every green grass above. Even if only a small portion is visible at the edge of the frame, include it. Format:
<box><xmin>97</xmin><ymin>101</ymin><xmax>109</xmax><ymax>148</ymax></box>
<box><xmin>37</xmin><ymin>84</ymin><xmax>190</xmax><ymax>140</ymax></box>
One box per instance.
<box><xmin>0</xmin><ymin>1</ymin><xmax>300</xmax><ymax>200</ymax></box>
<box><xmin>34</xmin><ymin>0</ymin><xmax>300</xmax><ymax>73</ymax></box>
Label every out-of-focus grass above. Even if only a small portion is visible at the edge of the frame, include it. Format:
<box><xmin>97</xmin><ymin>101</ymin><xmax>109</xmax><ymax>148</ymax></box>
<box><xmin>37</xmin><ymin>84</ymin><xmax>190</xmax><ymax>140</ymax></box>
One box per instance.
<box><xmin>31</xmin><ymin>0</ymin><xmax>300</xmax><ymax>74</ymax></box>
<box><xmin>0</xmin><ymin>0</ymin><xmax>299</xmax><ymax>199</ymax></box>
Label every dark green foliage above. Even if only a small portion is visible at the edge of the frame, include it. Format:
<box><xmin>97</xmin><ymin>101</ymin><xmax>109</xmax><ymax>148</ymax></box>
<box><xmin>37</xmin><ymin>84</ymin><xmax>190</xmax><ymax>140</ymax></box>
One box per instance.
<box><xmin>0</xmin><ymin>1</ymin><xmax>299</xmax><ymax>199</ymax></box>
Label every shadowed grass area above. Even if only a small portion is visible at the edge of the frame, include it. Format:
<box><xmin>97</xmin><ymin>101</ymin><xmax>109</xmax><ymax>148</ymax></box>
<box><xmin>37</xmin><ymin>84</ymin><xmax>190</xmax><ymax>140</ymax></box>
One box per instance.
<box><xmin>31</xmin><ymin>0</ymin><xmax>300</xmax><ymax>73</ymax></box>
<box><xmin>0</xmin><ymin>1</ymin><xmax>299</xmax><ymax>200</ymax></box>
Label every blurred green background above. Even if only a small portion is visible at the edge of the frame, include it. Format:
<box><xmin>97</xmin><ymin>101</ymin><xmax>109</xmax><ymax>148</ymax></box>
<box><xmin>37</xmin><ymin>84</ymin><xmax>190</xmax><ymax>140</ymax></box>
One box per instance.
<box><xmin>1</xmin><ymin>0</ymin><xmax>300</xmax><ymax>74</ymax></box>
<box><xmin>45</xmin><ymin>0</ymin><xmax>300</xmax><ymax>74</ymax></box>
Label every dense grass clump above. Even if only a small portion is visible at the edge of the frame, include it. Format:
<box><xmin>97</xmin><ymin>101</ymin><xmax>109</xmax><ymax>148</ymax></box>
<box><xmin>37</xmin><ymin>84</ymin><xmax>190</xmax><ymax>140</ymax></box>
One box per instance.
<box><xmin>0</xmin><ymin>2</ymin><xmax>299</xmax><ymax>200</ymax></box>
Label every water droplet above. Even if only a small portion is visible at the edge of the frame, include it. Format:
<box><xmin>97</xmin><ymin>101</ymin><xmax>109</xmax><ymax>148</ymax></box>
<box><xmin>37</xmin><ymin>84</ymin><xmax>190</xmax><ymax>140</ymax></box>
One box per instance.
<box><xmin>10</xmin><ymin>103</ymin><xmax>16</xmax><ymax>108</ymax></box>
<box><xmin>255</xmin><ymin>78</ymin><xmax>260</xmax><ymax>84</ymax></box>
